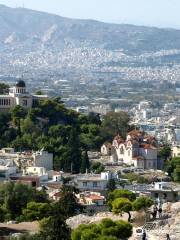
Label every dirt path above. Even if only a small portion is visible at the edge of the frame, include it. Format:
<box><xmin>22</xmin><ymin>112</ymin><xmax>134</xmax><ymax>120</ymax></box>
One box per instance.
<box><xmin>0</xmin><ymin>221</ymin><xmax>39</xmax><ymax>236</ymax></box>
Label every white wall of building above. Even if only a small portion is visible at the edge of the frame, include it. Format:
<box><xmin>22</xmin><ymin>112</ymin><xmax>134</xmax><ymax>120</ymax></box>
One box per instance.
<box><xmin>33</xmin><ymin>151</ymin><xmax>53</xmax><ymax>170</ymax></box>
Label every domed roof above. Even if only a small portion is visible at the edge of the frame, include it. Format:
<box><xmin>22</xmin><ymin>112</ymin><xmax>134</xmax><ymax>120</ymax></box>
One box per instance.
<box><xmin>15</xmin><ymin>80</ymin><xmax>26</xmax><ymax>88</ymax></box>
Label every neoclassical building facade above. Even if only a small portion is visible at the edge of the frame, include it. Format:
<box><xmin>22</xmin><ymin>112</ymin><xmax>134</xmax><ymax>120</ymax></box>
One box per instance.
<box><xmin>0</xmin><ymin>80</ymin><xmax>48</xmax><ymax>112</ymax></box>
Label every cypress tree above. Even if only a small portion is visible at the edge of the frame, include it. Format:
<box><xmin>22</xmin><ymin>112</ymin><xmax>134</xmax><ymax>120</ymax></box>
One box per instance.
<box><xmin>80</xmin><ymin>150</ymin><xmax>90</xmax><ymax>173</ymax></box>
<box><xmin>64</xmin><ymin>129</ymin><xmax>82</xmax><ymax>173</ymax></box>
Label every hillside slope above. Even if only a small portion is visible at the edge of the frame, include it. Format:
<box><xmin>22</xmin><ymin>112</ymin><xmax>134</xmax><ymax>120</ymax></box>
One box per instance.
<box><xmin>1</xmin><ymin>4</ymin><xmax>180</xmax><ymax>54</ymax></box>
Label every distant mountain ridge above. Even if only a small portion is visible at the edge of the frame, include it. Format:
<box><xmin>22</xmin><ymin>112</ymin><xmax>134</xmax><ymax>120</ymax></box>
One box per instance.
<box><xmin>1</xmin><ymin>4</ymin><xmax>180</xmax><ymax>54</ymax></box>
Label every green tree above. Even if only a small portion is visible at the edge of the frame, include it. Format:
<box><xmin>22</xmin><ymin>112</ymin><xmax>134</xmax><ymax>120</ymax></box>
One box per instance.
<box><xmin>108</xmin><ymin>189</ymin><xmax>136</xmax><ymax>204</ymax></box>
<box><xmin>133</xmin><ymin>196</ymin><xmax>153</xmax><ymax>213</ymax></box>
<box><xmin>0</xmin><ymin>83</ymin><xmax>9</xmax><ymax>94</ymax></box>
<box><xmin>10</xmin><ymin>106</ymin><xmax>27</xmax><ymax>134</ymax></box>
<box><xmin>63</xmin><ymin>129</ymin><xmax>82</xmax><ymax>173</ymax></box>
<box><xmin>71</xmin><ymin>218</ymin><xmax>132</xmax><ymax>240</ymax></box>
<box><xmin>80</xmin><ymin>124</ymin><xmax>103</xmax><ymax>150</ymax></box>
<box><xmin>165</xmin><ymin>157</ymin><xmax>180</xmax><ymax>181</ymax></box>
<box><xmin>112</xmin><ymin>198</ymin><xmax>132</xmax><ymax>222</ymax></box>
<box><xmin>35</xmin><ymin>90</ymin><xmax>44</xmax><ymax>95</ymax></box>
<box><xmin>0</xmin><ymin>112</ymin><xmax>16</xmax><ymax>148</ymax></box>
<box><xmin>106</xmin><ymin>179</ymin><xmax>116</xmax><ymax>193</ymax></box>
<box><xmin>108</xmin><ymin>189</ymin><xmax>136</xmax><ymax>211</ymax></box>
<box><xmin>37</xmin><ymin>98</ymin><xmax>66</xmax><ymax>125</ymax></box>
<box><xmin>57</xmin><ymin>185</ymin><xmax>82</xmax><ymax>218</ymax></box>
<box><xmin>0</xmin><ymin>182</ymin><xmax>48</xmax><ymax>220</ymax></box>
<box><xmin>39</xmin><ymin>215</ymin><xmax>70</xmax><ymax>240</ymax></box>
<box><xmin>0</xmin><ymin>92</ymin><xmax>117</xmax><ymax>173</ymax></box>
<box><xmin>90</xmin><ymin>162</ymin><xmax>105</xmax><ymax>174</ymax></box>
<box><xmin>173</xmin><ymin>165</ymin><xmax>180</xmax><ymax>182</ymax></box>
<box><xmin>21</xmin><ymin>116</ymin><xmax>41</xmax><ymax>135</ymax></box>
<box><xmin>87</xmin><ymin>112</ymin><xmax>101</xmax><ymax>125</ymax></box>
<box><xmin>158</xmin><ymin>146</ymin><xmax>171</xmax><ymax>160</ymax></box>
<box><xmin>80</xmin><ymin>151</ymin><xmax>90</xmax><ymax>173</ymax></box>
<box><xmin>101</xmin><ymin>111</ymin><xmax>131</xmax><ymax>140</ymax></box>
<box><xmin>22</xmin><ymin>202</ymin><xmax>52</xmax><ymax>221</ymax></box>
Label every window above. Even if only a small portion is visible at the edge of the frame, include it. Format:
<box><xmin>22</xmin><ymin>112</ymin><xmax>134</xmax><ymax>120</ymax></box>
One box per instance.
<box><xmin>93</xmin><ymin>182</ymin><xmax>97</xmax><ymax>188</ymax></box>
<box><xmin>32</xmin><ymin>181</ymin><xmax>36</xmax><ymax>187</ymax></box>
<box><xmin>83</xmin><ymin>182</ymin><xmax>87</xmax><ymax>187</ymax></box>
<box><xmin>163</xmin><ymin>193</ymin><xmax>167</xmax><ymax>199</ymax></box>
<box><xmin>0</xmin><ymin>99</ymin><xmax>7</xmax><ymax>105</ymax></box>
<box><xmin>155</xmin><ymin>193</ymin><xmax>159</xmax><ymax>198</ymax></box>
<box><xmin>23</xmin><ymin>99</ymin><xmax>27</xmax><ymax>106</ymax></box>
<box><xmin>120</xmin><ymin>146</ymin><xmax>124</xmax><ymax>154</ymax></box>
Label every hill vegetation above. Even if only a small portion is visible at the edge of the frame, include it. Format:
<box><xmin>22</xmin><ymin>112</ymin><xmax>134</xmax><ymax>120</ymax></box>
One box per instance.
<box><xmin>0</xmin><ymin>96</ymin><xmax>131</xmax><ymax>172</ymax></box>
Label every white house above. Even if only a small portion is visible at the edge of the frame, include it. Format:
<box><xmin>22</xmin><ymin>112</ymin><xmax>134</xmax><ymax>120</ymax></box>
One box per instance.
<box><xmin>88</xmin><ymin>104</ymin><xmax>111</xmax><ymax>115</ymax></box>
<box><xmin>172</xmin><ymin>146</ymin><xmax>180</xmax><ymax>158</ymax></box>
<box><xmin>32</xmin><ymin>150</ymin><xmax>53</xmax><ymax>170</ymax></box>
<box><xmin>149</xmin><ymin>182</ymin><xmax>179</xmax><ymax>203</ymax></box>
<box><xmin>24</xmin><ymin>166</ymin><xmax>48</xmax><ymax>181</ymax></box>
<box><xmin>75</xmin><ymin>172</ymin><xmax>117</xmax><ymax>191</ymax></box>
<box><xmin>0</xmin><ymin>148</ymin><xmax>53</xmax><ymax>171</ymax></box>
<box><xmin>0</xmin><ymin>158</ymin><xmax>17</xmax><ymax>178</ymax></box>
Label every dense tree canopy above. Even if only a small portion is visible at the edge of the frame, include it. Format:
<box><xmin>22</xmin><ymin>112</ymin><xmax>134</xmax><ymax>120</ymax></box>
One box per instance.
<box><xmin>0</xmin><ymin>93</ymin><xmax>132</xmax><ymax>172</ymax></box>
<box><xmin>112</xmin><ymin>198</ymin><xmax>132</xmax><ymax>222</ymax></box>
<box><xmin>164</xmin><ymin>157</ymin><xmax>180</xmax><ymax>182</ymax></box>
<box><xmin>71</xmin><ymin>218</ymin><xmax>132</xmax><ymax>240</ymax></box>
<box><xmin>0</xmin><ymin>182</ymin><xmax>49</xmax><ymax>221</ymax></box>
<box><xmin>0</xmin><ymin>98</ymin><xmax>103</xmax><ymax>172</ymax></box>
<box><xmin>22</xmin><ymin>202</ymin><xmax>52</xmax><ymax>221</ymax></box>
<box><xmin>158</xmin><ymin>146</ymin><xmax>171</xmax><ymax>160</ymax></box>
<box><xmin>108</xmin><ymin>189</ymin><xmax>136</xmax><ymax>207</ymax></box>
<box><xmin>0</xmin><ymin>83</ymin><xmax>9</xmax><ymax>94</ymax></box>
<box><xmin>101</xmin><ymin>111</ymin><xmax>132</xmax><ymax>140</ymax></box>
<box><xmin>90</xmin><ymin>162</ymin><xmax>105</xmax><ymax>174</ymax></box>
<box><xmin>5</xmin><ymin>183</ymin><xmax>81</xmax><ymax>240</ymax></box>
<box><xmin>56</xmin><ymin>185</ymin><xmax>83</xmax><ymax>218</ymax></box>
<box><xmin>132</xmin><ymin>196</ymin><xmax>153</xmax><ymax>212</ymax></box>
<box><xmin>39</xmin><ymin>214</ymin><xmax>70</xmax><ymax>240</ymax></box>
<box><xmin>108</xmin><ymin>189</ymin><xmax>153</xmax><ymax>222</ymax></box>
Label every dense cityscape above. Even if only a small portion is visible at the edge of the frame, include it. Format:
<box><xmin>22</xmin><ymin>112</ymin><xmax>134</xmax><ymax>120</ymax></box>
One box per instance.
<box><xmin>0</xmin><ymin>3</ymin><xmax>180</xmax><ymax>240</ymax></box>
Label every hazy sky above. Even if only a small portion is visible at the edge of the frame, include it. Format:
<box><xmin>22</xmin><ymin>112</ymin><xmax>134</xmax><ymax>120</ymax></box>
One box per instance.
<box><xmin>0</xmin><ymin>0</ymin><xmax>180</xmax><ymax>28</ymax></box>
